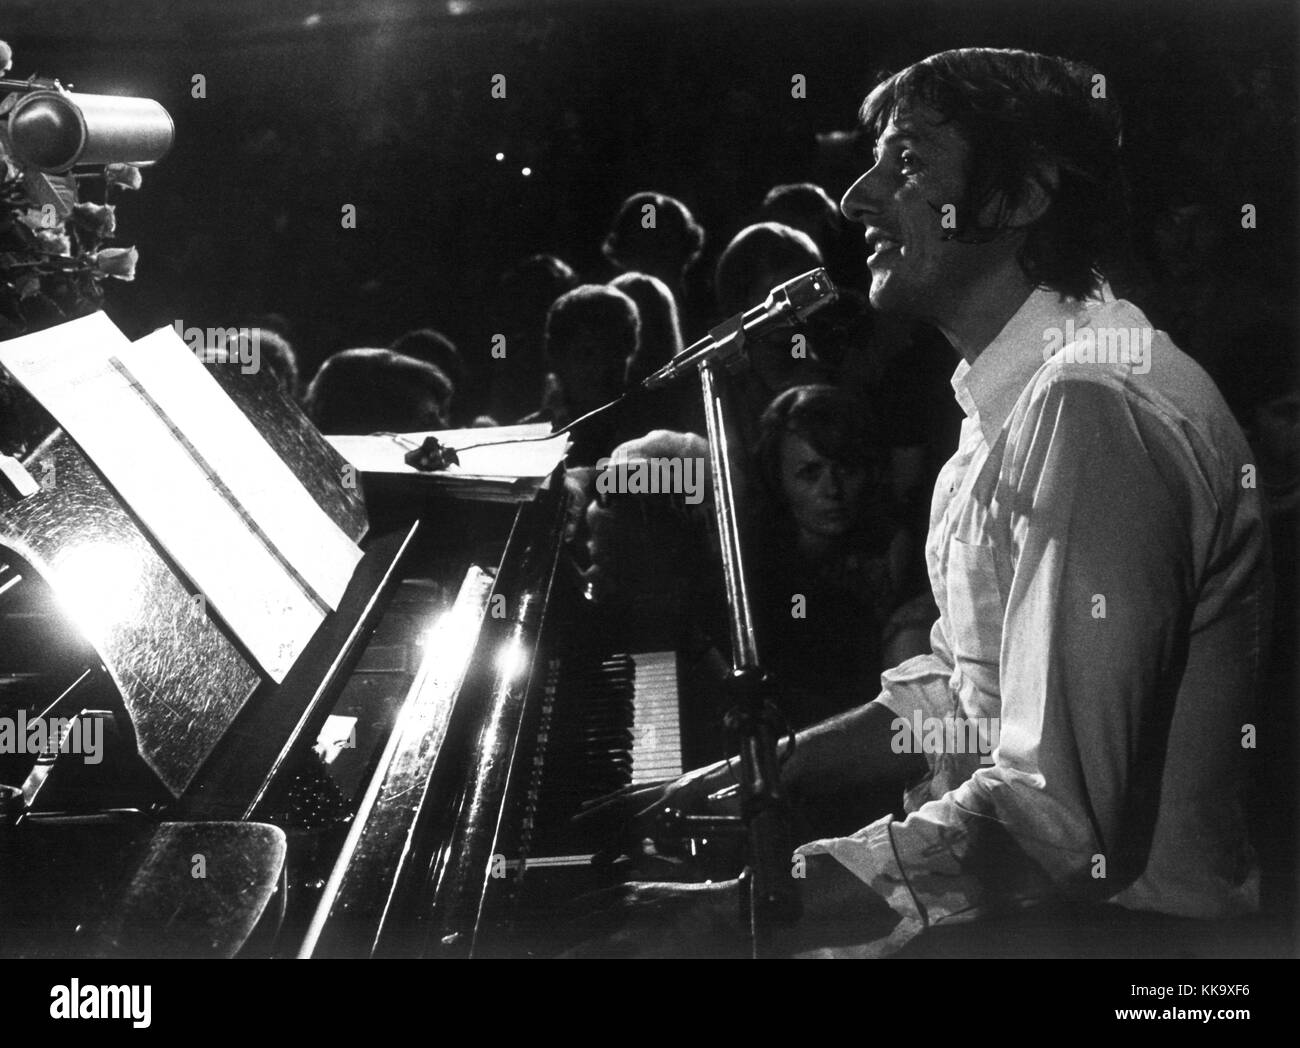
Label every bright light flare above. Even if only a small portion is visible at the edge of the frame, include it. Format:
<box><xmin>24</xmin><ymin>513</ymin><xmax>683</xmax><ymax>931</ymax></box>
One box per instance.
<box><xmin>494</xmin><ymin>637</ymin><xmax>527</xmax><ymax>680</ymax></box>
<box><xmin>49</xmin><ymin>540</ymin><xmax>144</xmax><ymax>647</ymax></box>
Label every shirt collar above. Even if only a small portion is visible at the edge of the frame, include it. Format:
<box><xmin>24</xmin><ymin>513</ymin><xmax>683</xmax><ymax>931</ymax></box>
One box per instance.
<box><xmin>950</xmin><ymin>286</ymin><xmax>1085</xmax><ymax>446</ymax></box>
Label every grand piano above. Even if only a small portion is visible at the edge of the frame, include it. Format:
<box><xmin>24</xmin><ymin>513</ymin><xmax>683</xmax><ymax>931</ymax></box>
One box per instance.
<box><xmin>0</xmin><ymin>357</ymin><xmax>725</xmax><ymax>959</ymax></box>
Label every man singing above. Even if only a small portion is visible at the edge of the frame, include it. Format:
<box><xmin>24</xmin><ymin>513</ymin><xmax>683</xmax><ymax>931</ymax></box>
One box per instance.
<box><xmin>589</xmin><ymin>47</ymin><xmax>1268</xmax><ymax>957</ymax></box>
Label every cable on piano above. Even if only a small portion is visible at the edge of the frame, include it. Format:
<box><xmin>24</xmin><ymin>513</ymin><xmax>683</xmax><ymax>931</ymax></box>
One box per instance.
<box><xmin>377</xmin><ymin>388</ymin><xmax>649</xmax><ymax>471</ymax></box>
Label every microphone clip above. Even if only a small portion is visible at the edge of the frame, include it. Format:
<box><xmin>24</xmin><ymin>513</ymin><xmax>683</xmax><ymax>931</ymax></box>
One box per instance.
<box><xmin>705</xmin><ymin>313</ymin><xmax>750</xmax><ymax>376</ymax></box>
<box><xmin>403</xmin><ymin>435</ymin><xmax>460</xmax><ymax>472</ymax></box>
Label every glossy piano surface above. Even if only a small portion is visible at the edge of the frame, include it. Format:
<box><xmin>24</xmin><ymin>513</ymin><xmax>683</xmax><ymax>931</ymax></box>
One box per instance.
<box><xmin>0</xmin><ymin>483</ymin><xmax>546</xmax><ymax>956</ymax></box>
<box><xmin>0</xmin><ymin>385</ymin><xmax>733</xmax><ymax>957</ymax></box>
<box><xmin>0</xmin><ymin>430</ymin><xmax>261</xmax><ymax>798</ymax></box>
<box><xmin>0</xmin><ymin>362</ymin><xmax>364</xmax><ymax>800</ymax></box>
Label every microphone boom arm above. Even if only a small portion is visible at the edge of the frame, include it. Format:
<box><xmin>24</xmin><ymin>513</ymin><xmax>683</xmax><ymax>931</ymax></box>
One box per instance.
<box><xmin>642</xmin><ymin>268</ymin><xmax>837</xmax><ymax>390</ymax></box>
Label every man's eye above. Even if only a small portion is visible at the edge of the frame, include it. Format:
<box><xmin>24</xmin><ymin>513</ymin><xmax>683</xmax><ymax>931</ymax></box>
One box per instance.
<box><xmin>899</xmin><ymin>150</ymin><xmax>919</xmax><ymax>172</ymax></box>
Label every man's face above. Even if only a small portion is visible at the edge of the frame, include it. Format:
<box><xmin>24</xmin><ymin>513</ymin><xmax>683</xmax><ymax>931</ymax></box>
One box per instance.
<box><xmin>839</xmin><ymin>104</ymin><xmax>979</xmax><ymax>319</ymax></box>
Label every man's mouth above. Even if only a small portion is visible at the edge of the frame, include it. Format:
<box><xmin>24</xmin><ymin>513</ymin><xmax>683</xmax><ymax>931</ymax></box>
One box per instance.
<box><xmin>866</xmin><ymin>230</ymin><xmax>903</xmax><ymax>264</ymax></box>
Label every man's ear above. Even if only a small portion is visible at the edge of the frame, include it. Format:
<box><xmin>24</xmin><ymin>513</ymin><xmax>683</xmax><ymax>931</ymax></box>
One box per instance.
<box><xmin>1001</xmin><ymin>160</ymin><xmax>1059</xmax><ymax>229</ymax></box>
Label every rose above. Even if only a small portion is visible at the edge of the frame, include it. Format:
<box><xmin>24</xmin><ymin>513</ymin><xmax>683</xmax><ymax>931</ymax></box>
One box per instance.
<box><xmin>70</xmin><ymin>202</ymin><xmax>117</xmax><ymax>237</ymax></box>
<box><xmin>34</xmin><ymin>229</ymin><xmax>72</xmax><ymax>256</ymax></box>
<box><xmin>103</xmin><ymin>163</ymin><xmax>143</xmax><ymax>191</ymax></box>
<box><xmin>88</xmin><ymin>246</ymin><xmax>138</xmax><ymax>281</ymax></box>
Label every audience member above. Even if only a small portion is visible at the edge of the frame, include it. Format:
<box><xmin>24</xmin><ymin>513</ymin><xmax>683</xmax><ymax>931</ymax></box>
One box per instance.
<box><xmin>602</xmin><ymin>191</ymin><xmax>706</xmax><ymax>323</ymax></box>
<box><xmin>756</xmin><ymin>182</ymin><xmax>862</xmax><ymax>288</ymax></box>
<box><xmin>713</xmin><ymin>222</ymin><xmax>834</xmax><ymax>435</ymax></box>
<box><xmin>748</xmin><ymin>385</ymin><xmax>921</xmax><ymax>728</ymax></box>
<box><xmin>222</xmin><ymin>327</ymin><xmax>301</xmax><ymax>402</ymax></box>
<box><xmin>611</xmin><ymin>272</ymin><xmax>682</xmax><ymax>384</ymax></box>
<box><xmin>485</xmin><ymin>254</ymin><xmax>580</xmax><ymax>424</ymax></box>
<box><xmin>304</xmin><ymin>347</ymin><xmax>452</xmax><ymax>435</ymax></box>
<box><xmin>389</xmin><ymin>327</ymin><xmax>465</xmax><ymax>418</ymax></box>
<box><xmin>533</xmin><ymin>284</ymin><xmax>641</xmax><ymax>465</ymax></box>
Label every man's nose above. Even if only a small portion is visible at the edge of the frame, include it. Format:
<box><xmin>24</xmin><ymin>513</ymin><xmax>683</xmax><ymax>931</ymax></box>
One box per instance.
<box><xmin>840</xmin><ymin>164</ymin><xmax>885</xmax><ymax>226</ymax></box>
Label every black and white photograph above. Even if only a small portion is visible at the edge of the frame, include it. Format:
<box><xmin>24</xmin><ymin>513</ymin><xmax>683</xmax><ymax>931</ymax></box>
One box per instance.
<box><xmin>0</xmin><ymin>0</ymin><xmax>1295</xmax><ymax>1016</ymax></box>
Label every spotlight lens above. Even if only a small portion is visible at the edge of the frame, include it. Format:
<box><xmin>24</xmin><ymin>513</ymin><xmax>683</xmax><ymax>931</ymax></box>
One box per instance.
<box><xmin>9</xmin><ymin>94</ymin><xmax>83</xmax><ymax>171</ymax></box>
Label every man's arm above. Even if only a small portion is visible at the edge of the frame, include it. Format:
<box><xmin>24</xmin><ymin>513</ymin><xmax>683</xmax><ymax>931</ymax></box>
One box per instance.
<box><xmin>783</xmin><ymin>700</ymin><xmax>927</xmax><ymax>798</ymax></box>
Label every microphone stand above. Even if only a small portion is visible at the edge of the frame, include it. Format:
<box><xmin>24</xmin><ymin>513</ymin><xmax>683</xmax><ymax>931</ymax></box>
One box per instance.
<box><xmin>659</xmin><ymin>319</ymin><xmax>802</xmax><ymax>957</ymax></box>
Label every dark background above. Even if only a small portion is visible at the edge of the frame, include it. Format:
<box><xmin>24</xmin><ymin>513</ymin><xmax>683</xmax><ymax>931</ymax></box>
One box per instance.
<box><xmin>3</xmin><ymin>0</ymin><xmax>1296</xmax><ymax>392</ymax></box>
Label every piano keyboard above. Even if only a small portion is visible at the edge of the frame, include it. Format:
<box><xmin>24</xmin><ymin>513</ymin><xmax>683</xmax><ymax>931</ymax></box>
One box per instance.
<box><xmin>520</xmin><ymin>650</ymin><xmax>681</xmax><ymax>858</ymax></box>
<box><xmin>629</xmin><ymin>650</ymin><xmax>683</xmax><ymax>784</ymax></box>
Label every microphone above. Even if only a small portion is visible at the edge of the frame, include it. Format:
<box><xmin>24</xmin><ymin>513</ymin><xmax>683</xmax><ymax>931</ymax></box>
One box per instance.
<box><xmin>641</xmin><ymin>268</ymin><xmax>837</xmax><ymax>390</ymax></box>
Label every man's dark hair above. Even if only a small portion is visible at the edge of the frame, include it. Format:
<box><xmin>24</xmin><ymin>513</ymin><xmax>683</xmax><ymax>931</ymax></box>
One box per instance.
<box><xmin>861</xmin><ymin>48</ymin><xmax>1130</xmax><ymax>299</ymax></box>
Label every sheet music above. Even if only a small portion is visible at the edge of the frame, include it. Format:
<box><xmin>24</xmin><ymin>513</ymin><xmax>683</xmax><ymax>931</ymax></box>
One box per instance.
<box><xmin>327</xmin><ymin>424</ymin><xmax>569</xmax><ymax>483</ymax></box>
<box><xmin>120</xmin><ymin>326</ymin><xmax>361</xmax><ymax>606</ymax></box>
<box><xmin>0</xmin><ymin>312</ymin><xmax>363</xmax><ymax>682</ymax></box>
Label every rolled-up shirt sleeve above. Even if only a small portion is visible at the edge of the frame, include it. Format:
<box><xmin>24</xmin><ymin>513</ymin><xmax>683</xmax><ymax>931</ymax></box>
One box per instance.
<box><xmin>800</xmin><ymin>373</ymin><xmax>1201</xmax><ymax>933</ymax></box>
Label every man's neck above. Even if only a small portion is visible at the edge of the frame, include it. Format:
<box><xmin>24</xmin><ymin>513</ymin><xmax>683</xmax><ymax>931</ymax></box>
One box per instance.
<box><xmin>933</xmin><ymin>271</ymin><xmax>1036</xmax><ymax>366</ymax></box>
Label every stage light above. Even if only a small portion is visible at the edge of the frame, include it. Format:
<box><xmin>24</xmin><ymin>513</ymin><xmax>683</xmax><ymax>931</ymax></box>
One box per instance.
<box><xmin>5</xmin><ymin>89</ymin><xmax>173</xmax><ymax>172</ymax></box>
<box><xmin>521</xmin><ymin>167</ymin><xmax>531</xmax><ymax>177</ymax></box>
<box><xmin>495</xmin><ymin>152</ymin><xmax>504</xmax><ymax>161</ymax></box>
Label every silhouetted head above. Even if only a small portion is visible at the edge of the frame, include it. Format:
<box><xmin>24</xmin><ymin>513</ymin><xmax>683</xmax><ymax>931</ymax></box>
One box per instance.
<box><xmin>715</xmin><ymin>222</ymin><xmax>823</xmax><ymax>316</ymax></box>
<box><xmin>545</xmin><ymin>285</ymin><xmax>640</xmax><ymax>415</ymax></box>
<box><xmin>305</xmin><ymin>348</ymin><xmax>452</xmax><ymax>435</ymax></box>
<box><xmin>390</xmin><ymin>328</ymin><xmax>464</xmax><ymax>395</ymax></box>
<box><xmin>611</xmin><ymin>271</ymin><xmax>683</xmax><ymax>383</ymax></box>
<box><xmin>492</xmin><ymin>254</ymin><xmax>580</xmax><ymax>348</ymax></box>
<box><xmin>759</xmin><ymin>183</ymin><xmax>841</xmax><ymax>258</ymax></box>
<box><xmin>603</xmin><ymin>192</ymin><xmax>705</xmax><ymax>283</ymax></box>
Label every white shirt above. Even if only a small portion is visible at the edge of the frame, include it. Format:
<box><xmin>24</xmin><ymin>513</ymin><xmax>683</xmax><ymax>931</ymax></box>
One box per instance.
<box><xmin>798</xmin><ymin>287</ymin><xmax>1267</xmax><ymax>943</ymax></box>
